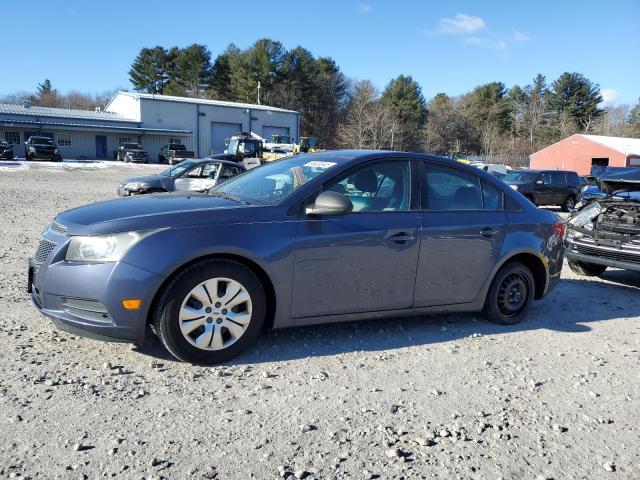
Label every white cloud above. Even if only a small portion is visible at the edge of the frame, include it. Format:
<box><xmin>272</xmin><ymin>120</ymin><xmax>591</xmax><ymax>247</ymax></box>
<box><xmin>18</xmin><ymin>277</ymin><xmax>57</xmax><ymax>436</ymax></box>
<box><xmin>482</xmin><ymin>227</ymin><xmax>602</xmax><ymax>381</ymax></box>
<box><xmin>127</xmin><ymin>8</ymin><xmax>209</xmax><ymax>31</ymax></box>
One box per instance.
<box><xmin>437</xmin><ymin>13</ymin><xmax>486</xmax><ymax>34</ymax></box>
<box><xmin>513</xmin><ymin>30</ymin><xmax>531</xmax><ymax>42</ymax></box>
<box><xmin>358</xmin><ymin>4</ymin><xmax>373</xmax><ymax>13</ymax></box>
<box><xmin>464</xmin><ymin>37</ymin><xmax>508</xmax><ymax>51</ymax></box>
<box><xmin>600</xmin><ymin>88</ymin><xmax>620</xmax><ymax>106</ymax></box>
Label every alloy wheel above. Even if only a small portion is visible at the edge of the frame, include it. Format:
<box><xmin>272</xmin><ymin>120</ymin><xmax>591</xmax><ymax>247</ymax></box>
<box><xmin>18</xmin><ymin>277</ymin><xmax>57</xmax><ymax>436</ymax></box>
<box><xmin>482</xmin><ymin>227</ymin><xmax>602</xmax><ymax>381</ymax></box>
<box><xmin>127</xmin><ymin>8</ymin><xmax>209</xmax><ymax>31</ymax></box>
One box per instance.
<box><xmin>178</xmin><ymin>277</ymin><xmax>252</xmax><ymax>351</ymax></box>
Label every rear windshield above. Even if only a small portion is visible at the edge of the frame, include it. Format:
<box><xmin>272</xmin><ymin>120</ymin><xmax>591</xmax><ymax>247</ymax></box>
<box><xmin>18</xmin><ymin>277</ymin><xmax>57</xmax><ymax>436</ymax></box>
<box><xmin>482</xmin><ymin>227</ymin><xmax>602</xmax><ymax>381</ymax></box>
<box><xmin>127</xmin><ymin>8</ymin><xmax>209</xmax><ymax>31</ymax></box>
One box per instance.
<box><xmin>503</xmin><ymin>171</ymin><xmax>538</xmax><ymax>183</ymax></box>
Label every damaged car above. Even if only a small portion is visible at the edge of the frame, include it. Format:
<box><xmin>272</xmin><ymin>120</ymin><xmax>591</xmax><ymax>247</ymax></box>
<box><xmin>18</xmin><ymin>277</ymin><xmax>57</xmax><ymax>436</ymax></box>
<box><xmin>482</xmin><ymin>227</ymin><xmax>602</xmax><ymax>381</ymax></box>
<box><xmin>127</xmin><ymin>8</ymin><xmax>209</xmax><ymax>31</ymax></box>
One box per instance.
<box><xmin>565</xmin><ymin>168</ymin><xmax>640</xmax><ymax>275</ymax></box>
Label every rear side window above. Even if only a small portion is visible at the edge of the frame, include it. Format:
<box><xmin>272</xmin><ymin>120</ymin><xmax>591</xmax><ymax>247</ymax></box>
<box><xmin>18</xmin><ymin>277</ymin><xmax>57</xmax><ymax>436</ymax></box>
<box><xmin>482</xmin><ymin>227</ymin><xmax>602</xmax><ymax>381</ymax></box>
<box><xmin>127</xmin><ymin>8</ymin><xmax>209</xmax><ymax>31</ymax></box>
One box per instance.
<box><xmin>566</xmin><ymin>173</ymin><xmax>580</xmax><ymax>187</ymax></box>
<box><xmin>481</xmin><ymin>181</ymin><xmax>503</xmax><ymax>210</ymax></box>
<box><xmin>424</xmin><ymin>164</ymin><xmax>483</xmax><ymax>210</ymax></box>
<box><xmin>551</xmin><ymin>172</ymin><xmax>565</xmax><ymax>185</ymax></box>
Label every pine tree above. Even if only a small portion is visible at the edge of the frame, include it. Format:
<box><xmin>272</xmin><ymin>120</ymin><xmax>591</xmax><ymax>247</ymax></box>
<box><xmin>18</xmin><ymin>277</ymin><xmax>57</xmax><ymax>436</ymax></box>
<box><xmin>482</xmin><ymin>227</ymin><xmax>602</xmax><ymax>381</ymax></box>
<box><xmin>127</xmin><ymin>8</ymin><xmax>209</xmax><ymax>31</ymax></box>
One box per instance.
<box><xmin>549</xmin><ymin>72</ymin><xmax>604</xmax><ymax>132</ymax></box>
<box><xmin>169</xmin><ymin>44</ymin><xmax>213</xmax><ymax>98</ymax></box>
<box><xmin>129</xmin><ymin>46</ymin><xmax>171</xmax><ymax>94</ymax></box>
<box><xmin>32</xmin><ymin>79</ymin><xmax>63</xmax><ymax>107</ymax></box>
<box><xmin>381</xmin><ymin>75</ymin><xmax>427</xmax><ymax>150</ymax></box>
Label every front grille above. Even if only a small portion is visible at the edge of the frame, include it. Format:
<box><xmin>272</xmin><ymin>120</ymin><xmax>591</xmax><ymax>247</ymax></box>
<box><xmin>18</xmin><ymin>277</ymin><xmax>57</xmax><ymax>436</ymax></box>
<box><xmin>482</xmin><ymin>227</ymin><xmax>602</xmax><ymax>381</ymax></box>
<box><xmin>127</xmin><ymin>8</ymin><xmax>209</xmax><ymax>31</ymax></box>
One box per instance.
<box><xmin>34</xmin><ymin>239</ymin><xmax>57</xmax><ymax>265</ymax></box>
<box><xmin>575</xmin><ymin>244</ymin><xmax>640</xmax><ymax>265</ymax></box>
<box><xmin>49</xmin><ymin>222</ymin><xmax>67</xmax><ymax>235</ymax></box>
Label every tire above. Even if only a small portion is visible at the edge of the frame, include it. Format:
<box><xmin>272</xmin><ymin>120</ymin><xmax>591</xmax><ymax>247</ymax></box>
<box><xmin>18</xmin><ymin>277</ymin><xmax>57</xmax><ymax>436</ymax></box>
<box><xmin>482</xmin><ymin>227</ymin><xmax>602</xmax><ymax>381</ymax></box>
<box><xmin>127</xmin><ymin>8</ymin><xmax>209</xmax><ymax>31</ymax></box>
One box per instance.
<box><xmin>154</xmin><ymin>259</ymin><xmax>266</xmax><ymax>364</ymax></box>
<box><xmin>562</xmin><ymin>195</ymin><xmax>576</xmax><ymax>212</ymax></box>
<box><xmin>568</xmin><ymin>260</ymin><xmax>607</xmax><ymax>277</ymax></box>
<box><xmin>483</xmin><ymin>261</ymin><xmax>535</xmax><ymax>325</ymax></box>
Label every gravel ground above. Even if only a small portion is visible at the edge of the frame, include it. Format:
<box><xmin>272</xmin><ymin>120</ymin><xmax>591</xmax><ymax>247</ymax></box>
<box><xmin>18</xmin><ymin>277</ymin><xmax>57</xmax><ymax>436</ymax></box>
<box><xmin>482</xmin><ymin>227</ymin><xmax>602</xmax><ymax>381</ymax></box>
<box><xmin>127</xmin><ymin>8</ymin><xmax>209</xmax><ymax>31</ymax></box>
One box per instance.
<box><xmin>1</xmin><ymin>161</ymin><xmax>639</xmax><ymax>480</ymax></box>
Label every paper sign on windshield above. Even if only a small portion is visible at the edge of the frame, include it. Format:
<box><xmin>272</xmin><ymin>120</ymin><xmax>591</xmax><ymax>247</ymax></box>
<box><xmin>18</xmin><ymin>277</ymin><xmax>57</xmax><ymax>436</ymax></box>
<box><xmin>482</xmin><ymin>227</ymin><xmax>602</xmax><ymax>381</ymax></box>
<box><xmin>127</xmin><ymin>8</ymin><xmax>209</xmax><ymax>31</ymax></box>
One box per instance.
<box><xmin>304</xmin><ymin>161</ymin><xmax>336</xmax><ymax>169</ymax></box>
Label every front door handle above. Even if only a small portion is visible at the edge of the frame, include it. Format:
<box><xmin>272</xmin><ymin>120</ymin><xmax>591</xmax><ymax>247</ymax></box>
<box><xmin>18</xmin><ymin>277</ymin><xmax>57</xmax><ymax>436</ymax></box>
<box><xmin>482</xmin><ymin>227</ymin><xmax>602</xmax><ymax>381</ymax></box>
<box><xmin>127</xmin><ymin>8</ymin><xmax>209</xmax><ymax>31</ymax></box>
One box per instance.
<box><xmin>481</xmin><ymin>227</ymin><xmax>499</xmax><ymax>237</ymax></box>
<box><xmin>386</xmin><ymin>232</ymin><xmax>414</xmax><ymax>244</ymax></box>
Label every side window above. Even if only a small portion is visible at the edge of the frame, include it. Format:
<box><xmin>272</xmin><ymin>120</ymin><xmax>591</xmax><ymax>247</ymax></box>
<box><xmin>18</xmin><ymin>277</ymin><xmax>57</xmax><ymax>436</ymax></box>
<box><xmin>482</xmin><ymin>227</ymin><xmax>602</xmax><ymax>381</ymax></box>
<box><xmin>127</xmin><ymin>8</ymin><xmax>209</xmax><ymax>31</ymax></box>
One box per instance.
<box><xmin>551</xmin><ymin>172</ymin><xmax>565</xmax><ymax>185</ymax></box>
<box><xmin>186</xmin><ymin>166</ymin><xmax>203</xmax><ymax>178</ymax></box>
<box><xmin>220</xmin><ymin>165</ymin><xmax>240</xmax><ymax>180</ymax></box>
<box><xmin>424</xmin><ymin>164</ymin><xmax>482</xmax><ymax>210</ymax></box>
<box><xmin>539</xmin><ymin>172</ymin><xmax>552</xmax><ymax>185</ymax></box>
<box><xmin>481</xmin><ymin>180</ymin><xmax>503</xmax><ymax>210</ymax></box>
<box><xmin>567</xmin><ymin>173</ymin><xmax>580</xmax><ymax>187</ymax></box>
<box><xmin>323</xmin><ymin>160</ymin><xmax>411</xmax><ymax>212</ymax></box>
<box><xmin>201</xmin><ymin>163</ymin><xmax>218</xmax><ymax>178</ymax></box>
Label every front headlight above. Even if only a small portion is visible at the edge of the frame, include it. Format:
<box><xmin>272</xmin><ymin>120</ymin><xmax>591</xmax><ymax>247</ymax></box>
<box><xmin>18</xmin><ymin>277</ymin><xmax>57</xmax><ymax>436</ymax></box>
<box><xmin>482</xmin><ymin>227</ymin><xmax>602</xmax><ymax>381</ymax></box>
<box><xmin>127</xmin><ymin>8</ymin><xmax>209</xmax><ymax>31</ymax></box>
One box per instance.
<box><xmin>125</xmin><ymin>182</ymin><xmax>147</xmax><ymax>190</ymax></box>
<box><xmin>65</xmin><ymin>229</ymin><xmax>163</xmax><ymax>262</ymax></box>
<box><xmin>568</xmin><ymin>201</ymin><xmax>601</xmax><ymax>229</ymax></box>
<box><xmin>54</xmin><ymin>148</ymin><xmax>59</xmax><ymax>154</ymax></box>
<box><xmin>29</xmin><ymin>146</ymin><xmax>36</xmax><ymax>152</ymax></box>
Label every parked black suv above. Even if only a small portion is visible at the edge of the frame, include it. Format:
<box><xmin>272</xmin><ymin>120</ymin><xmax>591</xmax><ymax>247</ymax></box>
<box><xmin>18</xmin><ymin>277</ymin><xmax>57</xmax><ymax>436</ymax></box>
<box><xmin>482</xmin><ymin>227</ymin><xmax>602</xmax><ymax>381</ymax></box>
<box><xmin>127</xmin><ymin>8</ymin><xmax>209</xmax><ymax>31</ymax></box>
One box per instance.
<box><xmin>503</xmin><ymin>169</ymin><xmax>581</xmax><ymax>211</ymax></box>
<box><xmin>25</xmin><ymin>136</ymin><xmax>62</xmax><ymax>161</ymax></box>
<box><xmin>0</xmin><ymin>140</ymin><xmax>14</xmax><ymax>160</ymax></box>
<box><xmin>113</xmin><ymin>142</ymin><xmax>149</xmax><ymax>163</ymax></box>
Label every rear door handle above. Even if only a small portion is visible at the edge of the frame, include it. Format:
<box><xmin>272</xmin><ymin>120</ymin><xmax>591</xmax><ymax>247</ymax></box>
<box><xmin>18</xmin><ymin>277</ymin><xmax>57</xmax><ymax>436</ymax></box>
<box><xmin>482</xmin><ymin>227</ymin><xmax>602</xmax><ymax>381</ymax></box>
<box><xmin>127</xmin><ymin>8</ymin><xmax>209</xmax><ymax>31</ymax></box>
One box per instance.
<box><xmin>481</xmin><ymin>227</ymin><xmax>499</xmax><ymax>237</ymax></box>
<box><xmin>386</xmin><ymin>232</ymin><xmax>414</xmax><ymax>244</ymax></box>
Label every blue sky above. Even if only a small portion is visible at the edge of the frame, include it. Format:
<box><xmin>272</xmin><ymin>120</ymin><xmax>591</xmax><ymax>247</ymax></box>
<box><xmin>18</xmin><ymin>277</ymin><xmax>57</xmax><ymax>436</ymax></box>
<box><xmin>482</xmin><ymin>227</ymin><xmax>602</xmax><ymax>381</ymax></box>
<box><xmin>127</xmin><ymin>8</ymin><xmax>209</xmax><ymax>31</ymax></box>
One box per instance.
<box><xmin>2</xmin><ymin>0</ymin><xmax>639</xmax><ymax>105</ymax></box>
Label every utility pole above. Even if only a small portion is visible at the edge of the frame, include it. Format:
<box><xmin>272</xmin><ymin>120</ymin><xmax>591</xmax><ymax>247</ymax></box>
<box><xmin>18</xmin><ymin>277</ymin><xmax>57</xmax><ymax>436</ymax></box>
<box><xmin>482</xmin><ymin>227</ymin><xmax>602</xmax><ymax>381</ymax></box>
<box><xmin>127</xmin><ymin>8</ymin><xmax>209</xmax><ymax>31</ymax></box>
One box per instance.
<box><xmin>257</xmin><ymin>81</ymin><xmax>261</xmax><ymax>105</ymax></box>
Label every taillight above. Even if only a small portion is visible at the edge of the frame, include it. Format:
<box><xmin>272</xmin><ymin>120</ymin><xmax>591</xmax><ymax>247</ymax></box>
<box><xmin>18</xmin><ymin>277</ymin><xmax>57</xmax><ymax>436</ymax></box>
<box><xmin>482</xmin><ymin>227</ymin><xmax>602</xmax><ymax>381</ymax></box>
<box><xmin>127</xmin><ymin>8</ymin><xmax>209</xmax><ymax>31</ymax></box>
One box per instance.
<box><xmin>554</xmin><ymin>221</ymin><xmax>565</xmax><ymax>238</ymax></box>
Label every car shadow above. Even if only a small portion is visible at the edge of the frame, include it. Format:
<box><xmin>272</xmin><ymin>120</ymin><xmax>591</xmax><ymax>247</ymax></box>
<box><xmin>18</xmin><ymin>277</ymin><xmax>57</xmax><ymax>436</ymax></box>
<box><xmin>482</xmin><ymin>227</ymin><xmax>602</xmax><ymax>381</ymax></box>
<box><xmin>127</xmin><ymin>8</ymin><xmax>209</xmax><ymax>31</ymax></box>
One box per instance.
<box><xmin>133</xmin><ymin>270</ymin><xmax>640</xmax><ymax>366</ymax></box>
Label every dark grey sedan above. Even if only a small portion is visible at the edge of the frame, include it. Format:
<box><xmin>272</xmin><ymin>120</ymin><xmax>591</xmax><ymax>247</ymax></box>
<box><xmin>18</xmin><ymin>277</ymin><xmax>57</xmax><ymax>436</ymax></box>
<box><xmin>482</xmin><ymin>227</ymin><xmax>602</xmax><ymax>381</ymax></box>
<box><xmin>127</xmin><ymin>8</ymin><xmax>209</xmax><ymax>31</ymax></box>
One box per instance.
<box><xmin>30</xmin><ymin>151</ymin><xmax>564</xmax><ymax>364</ymax></box>
<box><xmin>117</xmin><ymin>159</ymin><xmax>245</xmax><ymax>196</ymax></box>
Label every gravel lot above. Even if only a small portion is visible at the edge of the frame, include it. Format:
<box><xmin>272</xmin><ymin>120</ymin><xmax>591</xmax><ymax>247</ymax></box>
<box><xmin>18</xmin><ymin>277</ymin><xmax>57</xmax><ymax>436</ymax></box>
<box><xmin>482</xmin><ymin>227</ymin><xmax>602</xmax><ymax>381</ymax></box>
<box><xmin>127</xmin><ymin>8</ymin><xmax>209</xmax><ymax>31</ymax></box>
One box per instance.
<box><xmin>1</xmin><ymin>161</ymin><xmax>639</xmax><ymax>480</ymax></box>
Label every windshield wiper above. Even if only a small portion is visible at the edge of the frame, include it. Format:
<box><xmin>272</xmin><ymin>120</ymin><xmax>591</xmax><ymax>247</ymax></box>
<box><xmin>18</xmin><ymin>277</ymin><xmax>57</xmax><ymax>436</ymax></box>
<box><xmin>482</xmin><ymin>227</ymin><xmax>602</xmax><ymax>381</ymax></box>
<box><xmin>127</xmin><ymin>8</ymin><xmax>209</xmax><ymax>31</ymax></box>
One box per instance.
<box><xmin>208</xmin><ymin>190</ymin><xmax>249</xmax><ymax>205</ymax></box>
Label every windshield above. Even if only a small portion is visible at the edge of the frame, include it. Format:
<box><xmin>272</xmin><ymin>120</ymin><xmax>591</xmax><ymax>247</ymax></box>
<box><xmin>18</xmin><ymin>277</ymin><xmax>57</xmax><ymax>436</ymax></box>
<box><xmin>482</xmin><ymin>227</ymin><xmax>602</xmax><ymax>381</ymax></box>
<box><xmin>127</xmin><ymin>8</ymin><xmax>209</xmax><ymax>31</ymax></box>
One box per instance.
<box><xmin>30</xmin><ymin>137</ymin><xmax>54</xmax><ymax>145</ymax></box>
<box><xmin>503</xmin><ymin>171</ymin><xmax>538</xmax><ymax>183</ymax></box>
<box><xmin>160</xmin><ymin>161</ymin><xmax>197</xmax><ymax>177</ymax></box>
<box><xmin>211</xmin><ymin>155</ymin><xmax>342</xmax><ymax>205</ymax></box>
<box><xmin>227</xmin><ymin>138</ymin><xmax>239</xmax><ymax>155</ymax></box>
<box><xmin>123</xmin><ymin>143</ymin><xmax>142</xmax><ymax>149</ymax></box>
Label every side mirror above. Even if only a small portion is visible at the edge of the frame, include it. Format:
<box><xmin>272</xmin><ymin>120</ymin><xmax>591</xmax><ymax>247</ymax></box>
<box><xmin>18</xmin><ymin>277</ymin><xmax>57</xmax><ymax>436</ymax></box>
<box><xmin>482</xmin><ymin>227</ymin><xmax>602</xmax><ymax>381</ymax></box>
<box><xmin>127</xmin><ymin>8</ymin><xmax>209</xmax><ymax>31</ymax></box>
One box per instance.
<box><xmin>306</xmin><ymin>191</ymin><xmax>353</xmax><ymax>216</ymax></box>
<box><xmin>536</xmin><ymin>180</ymin><xmax>543</xmax><ymax>185</ymax></box>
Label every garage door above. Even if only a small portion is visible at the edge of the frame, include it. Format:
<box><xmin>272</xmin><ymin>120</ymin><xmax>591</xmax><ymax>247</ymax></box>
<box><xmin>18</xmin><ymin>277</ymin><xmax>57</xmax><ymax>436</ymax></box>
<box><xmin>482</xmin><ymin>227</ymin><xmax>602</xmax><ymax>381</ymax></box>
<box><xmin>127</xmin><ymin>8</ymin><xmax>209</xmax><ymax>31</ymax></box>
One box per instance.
<box><xmin>210</xmin><ymin>122</ymin><xmax>242</xmax><ymax>155</ymax></box>
<box><xmin>262</xmin><ymin>126</ymin><xmax>290</xmax><ymax>142</ymax></box>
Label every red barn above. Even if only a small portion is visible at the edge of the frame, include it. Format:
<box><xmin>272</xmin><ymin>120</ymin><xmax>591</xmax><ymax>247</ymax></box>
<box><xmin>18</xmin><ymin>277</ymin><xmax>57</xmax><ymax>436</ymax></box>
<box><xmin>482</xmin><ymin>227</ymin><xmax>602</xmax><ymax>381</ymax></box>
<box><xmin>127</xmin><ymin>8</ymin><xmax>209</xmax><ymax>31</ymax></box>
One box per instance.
<box><xmin>530</xmin><ymin>134</ymin><xmax>640</xmax><ymax>175</ymax></box>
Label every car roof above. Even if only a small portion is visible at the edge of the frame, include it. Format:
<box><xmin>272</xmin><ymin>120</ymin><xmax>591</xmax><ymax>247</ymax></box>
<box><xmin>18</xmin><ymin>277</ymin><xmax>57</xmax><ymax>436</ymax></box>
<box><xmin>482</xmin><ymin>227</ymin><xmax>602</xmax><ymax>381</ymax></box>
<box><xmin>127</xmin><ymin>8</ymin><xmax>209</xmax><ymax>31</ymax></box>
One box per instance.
<box><xmin>194</xmin><ymin>158</ymin><xmax>245</xmax><ymax>168</ymax></box>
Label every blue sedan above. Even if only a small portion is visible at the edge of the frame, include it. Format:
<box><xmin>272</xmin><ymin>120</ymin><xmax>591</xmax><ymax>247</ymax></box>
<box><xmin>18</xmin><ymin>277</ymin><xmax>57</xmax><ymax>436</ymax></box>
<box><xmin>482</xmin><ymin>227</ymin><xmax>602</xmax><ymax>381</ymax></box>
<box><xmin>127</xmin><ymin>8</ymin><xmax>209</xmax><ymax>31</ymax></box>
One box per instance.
<box><xmin>29</xmin><ymin>151</ymin><xmax>564</xmax><ymax>364</ymax></box>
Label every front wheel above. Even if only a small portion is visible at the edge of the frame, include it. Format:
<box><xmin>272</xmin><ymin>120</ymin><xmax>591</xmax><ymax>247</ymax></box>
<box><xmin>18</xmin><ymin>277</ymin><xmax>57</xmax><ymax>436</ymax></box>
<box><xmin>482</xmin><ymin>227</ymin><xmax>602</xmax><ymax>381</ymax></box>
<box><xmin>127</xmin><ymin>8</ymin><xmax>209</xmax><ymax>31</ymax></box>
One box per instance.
<box><xmin>568</xmin><ymin>260</ymin><xmax>607</xmax><ymax>277</ymax></box>
<box><xmin>154</xmin><ymin>259</ymin><xmax>266</xmax><ymax>364</ymax></box>
<box><xmin>483</xmin><ymin>261</ymin><xmax>535</xmax><ymax>325</ymax></box>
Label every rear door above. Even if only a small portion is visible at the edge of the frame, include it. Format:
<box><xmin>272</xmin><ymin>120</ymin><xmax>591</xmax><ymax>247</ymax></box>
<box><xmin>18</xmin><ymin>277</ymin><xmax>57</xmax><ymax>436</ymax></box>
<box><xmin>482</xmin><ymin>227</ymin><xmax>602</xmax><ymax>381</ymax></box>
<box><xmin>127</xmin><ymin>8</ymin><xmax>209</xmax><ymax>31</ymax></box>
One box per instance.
<box><xmin>534</xmin><ymin>172</ymin><xmax>554</xmax><ymax>205</ymax></box>
<box><xmin>550</xmin><ymin>171</ymin><xmax>568</xmax><ymax>203</ymax></box>
<box><xmin>415</xmin><ymin>162</ymin><xmax>507</xmax><ymax>306</ymax></box>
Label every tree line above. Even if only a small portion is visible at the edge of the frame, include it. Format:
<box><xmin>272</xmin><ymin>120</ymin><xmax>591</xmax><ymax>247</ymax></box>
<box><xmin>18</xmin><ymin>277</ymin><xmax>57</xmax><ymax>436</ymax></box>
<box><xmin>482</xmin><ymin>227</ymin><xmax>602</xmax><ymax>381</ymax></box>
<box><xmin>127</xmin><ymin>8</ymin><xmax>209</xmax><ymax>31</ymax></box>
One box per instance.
<box><xmin>3</xmin><ymin>38</ymin><xmax>639</xmax><ymax>158</ymax></box>
<box><xmin>127</xmin><ymin>40</ymin><xmax>640</xmax><ymax>157</ymax></box>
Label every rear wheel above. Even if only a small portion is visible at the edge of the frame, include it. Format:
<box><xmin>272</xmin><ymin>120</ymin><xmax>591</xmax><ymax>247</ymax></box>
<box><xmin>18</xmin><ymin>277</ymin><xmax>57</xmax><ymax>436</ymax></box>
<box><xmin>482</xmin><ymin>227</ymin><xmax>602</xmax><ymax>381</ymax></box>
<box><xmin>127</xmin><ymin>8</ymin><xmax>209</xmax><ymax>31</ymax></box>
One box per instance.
<box><xmin>562</xmin><ymin>195</ymin><xmax>576</xmax><ymax>212</ymax></box>
<box><xmin>483</xmin><ymin>261</ymin><xmax>535</xmax><ymax>325</ymax></box>
<box><xmin>568</xmin><ymin>260</ymin><xmax>607</xmax><ymax>277</ymax></box>
<box><xmin>154</xmin><ymin>259</ymin><xmax>266</xmax><ymax>364</ymax></box>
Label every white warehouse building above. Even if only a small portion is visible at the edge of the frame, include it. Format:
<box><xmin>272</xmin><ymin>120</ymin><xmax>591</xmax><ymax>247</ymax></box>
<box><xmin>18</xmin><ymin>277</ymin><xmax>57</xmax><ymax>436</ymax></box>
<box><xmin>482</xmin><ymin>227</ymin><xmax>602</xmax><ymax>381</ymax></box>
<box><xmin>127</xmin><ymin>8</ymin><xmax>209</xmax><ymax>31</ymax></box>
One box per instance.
<box><xmin>0</xmin><ymin>91</ymin><xmax>300</xmax><ymax>162</ymax></box>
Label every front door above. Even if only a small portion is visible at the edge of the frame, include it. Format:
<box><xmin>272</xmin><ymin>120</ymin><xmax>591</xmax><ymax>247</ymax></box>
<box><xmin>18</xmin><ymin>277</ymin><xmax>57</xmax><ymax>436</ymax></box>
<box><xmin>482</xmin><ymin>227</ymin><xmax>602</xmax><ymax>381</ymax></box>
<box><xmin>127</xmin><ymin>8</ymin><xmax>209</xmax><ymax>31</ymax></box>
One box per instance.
<box><xmin>414</xmin><ymin>162</ymin><xmax>507</xmax><ymax>306</ymax></box>
<box><xmin>291</xmin><ymin>159</ymin><xmax>420</xmax><ymax>318</ymax></box>
<box><xmin>95</xmin><ymin>135</ymin><xmax>107</xmax><ymax>159</ymax></box>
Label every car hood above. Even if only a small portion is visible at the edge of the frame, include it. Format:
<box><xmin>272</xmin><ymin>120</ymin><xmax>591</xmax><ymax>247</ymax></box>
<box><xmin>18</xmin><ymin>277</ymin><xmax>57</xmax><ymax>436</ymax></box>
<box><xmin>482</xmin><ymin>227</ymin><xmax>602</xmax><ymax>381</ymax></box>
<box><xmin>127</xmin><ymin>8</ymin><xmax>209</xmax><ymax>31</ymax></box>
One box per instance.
<box><xmin>119</xmin><ymin>174</ymin><xmax>165</xmax><ymax>186</ymax></box>
<box><xmin>599</xmin><ymin>168</ymin><xmax>640</xmax><ymax>194</ymax></box>
<box><xmin>55</xmin><ymin>193</ymin><xmax>269</xmax><ymax>235</ymax></box>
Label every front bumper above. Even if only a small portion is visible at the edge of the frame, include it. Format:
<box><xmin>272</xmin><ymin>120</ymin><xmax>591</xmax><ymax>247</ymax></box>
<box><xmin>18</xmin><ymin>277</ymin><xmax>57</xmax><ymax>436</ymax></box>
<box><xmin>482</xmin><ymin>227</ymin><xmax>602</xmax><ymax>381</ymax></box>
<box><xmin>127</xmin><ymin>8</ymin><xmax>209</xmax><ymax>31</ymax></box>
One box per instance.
<box><xmin>28</xmin><ymin>239</ymin><xmax>164</xmax><ymax>343</ymax></box>
<box><xmin>565</xmin><ymin>237</ymin><xmax>640</xmax><ymax>272</ymax></box>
